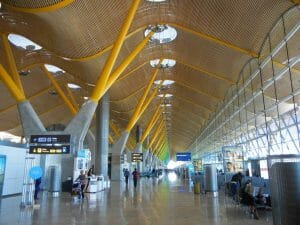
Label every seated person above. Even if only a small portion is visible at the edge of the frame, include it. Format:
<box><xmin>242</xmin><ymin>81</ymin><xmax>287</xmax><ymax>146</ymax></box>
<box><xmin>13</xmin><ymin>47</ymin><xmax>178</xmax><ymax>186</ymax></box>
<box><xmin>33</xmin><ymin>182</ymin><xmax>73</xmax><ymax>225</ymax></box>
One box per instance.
<box><xmin>226</xmin><ymin>162</ymin><xmax>233</xmax><ymax>172</ymax></box>
<box><xmin>255</xmin><ymin>187</ymin><xmax>266</xmax><ymax>205</ymax></box>
<box><xmin>230</xmin><ymin>172</ymin><xmax>243</xmax><ymax>202</ymax></box>
<box><xmin>240</xmin><ymin>181</ymin><xmax>259</xmax><ymax>220</ymax></box>
<box><xmin>231</xmin><ymin>172</ymin><xmax>243</xmax><ymax>187</ymax></box>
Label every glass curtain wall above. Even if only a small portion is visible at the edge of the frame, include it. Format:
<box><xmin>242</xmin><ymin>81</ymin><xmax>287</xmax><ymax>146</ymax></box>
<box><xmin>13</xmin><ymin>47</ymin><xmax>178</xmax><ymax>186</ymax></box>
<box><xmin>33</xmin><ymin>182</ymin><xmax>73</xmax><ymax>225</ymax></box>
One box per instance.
<box><xmin>190</xmin><ymin>6</ymin><xmax>300</xmax><ymax>160</ymax></box>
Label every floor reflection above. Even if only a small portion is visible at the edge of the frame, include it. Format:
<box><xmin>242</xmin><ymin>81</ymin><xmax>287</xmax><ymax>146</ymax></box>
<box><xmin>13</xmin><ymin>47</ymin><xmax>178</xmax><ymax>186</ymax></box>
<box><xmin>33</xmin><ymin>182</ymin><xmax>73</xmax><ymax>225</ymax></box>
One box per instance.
<box><xmin>0</xmin><ymin>176</ymin><xmax>273</xmax><ymax>225</ymax></box>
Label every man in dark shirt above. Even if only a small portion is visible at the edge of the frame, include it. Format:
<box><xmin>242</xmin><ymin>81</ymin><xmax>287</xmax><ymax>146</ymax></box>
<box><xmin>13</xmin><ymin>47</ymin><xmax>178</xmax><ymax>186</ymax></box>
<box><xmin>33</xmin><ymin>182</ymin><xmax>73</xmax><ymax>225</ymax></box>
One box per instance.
<box><xmin>34</xmin><ymin>177</ymin><xmax>42</xmax><ymax>200</ymax></box>
<box><xmin>132</xmin><ymin>168</ymin><xmax>139</xmax><ymax>188</ymax></box>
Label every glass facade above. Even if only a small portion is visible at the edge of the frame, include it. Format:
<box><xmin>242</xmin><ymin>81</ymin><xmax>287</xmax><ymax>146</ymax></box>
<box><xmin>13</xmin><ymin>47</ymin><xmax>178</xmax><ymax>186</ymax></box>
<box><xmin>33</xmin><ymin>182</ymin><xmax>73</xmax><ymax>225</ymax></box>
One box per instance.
<box><xmin>190</xmin><ymin>7</ymin><xmax>300</xmax><ymax>160</ymax></box>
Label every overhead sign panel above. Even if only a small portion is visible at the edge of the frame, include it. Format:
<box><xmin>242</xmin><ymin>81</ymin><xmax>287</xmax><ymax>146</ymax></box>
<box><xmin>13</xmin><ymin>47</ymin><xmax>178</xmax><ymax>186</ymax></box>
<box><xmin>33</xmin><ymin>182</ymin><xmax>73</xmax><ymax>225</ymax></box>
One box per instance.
<box><xmin>132</xmin><ymin>153</ymin><xmax>143</xmax><ymax>162</ymax></box>
<box><xmin>176</xmin><ymin>152</ymin><xmax>191</xmax><ymax>161</ymax></box>
<box><xmin>29</xmin><ymin>134</ymin><xmax>71</xmax><ymax>154</ymax></box>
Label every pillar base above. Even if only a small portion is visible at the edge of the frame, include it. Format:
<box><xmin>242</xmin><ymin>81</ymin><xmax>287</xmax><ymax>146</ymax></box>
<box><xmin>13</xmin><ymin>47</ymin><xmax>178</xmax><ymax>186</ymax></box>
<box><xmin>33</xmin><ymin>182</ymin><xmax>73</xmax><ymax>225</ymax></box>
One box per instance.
<box><xmin>111</xmin><ymin>154</ymin><xmax>123</xmax><ymax>181</ymax></box>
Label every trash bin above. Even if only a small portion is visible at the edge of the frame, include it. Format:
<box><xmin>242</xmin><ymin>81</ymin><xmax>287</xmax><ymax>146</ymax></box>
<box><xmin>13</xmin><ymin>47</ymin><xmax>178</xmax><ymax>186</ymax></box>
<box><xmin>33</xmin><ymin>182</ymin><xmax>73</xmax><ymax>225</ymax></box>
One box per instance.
<box><xmin>194</xmin><ymin>180</ymin><xmax>200</xmax><ymax>194</ymax></box>
<box><xmin>47</xmin><ymin>166</ymin><xmax>61</xmax><ymax>196</ymax></box>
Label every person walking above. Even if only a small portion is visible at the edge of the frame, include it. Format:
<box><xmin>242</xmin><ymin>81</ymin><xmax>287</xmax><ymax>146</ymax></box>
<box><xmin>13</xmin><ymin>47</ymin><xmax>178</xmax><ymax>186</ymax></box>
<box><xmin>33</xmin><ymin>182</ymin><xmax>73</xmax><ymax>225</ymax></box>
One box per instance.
<box><xmin>124</xmin><ymin>169</ymin><xmax>130</xmax><ymax>185</ymax></box>
<box><xmin>132</xmin><ymin>168</ymin><xmax>139</xmax><ymax>188</ymax></box>
<box><xmin>34</xmin><ymin>177</ymin><xmax>42</xmax><ymax>201</ymax></box>
<box><xmin>85</xmin><ymin>165</ymin><xmax>94</xmax><ymax>192</ymax></box>
<box><xmin>76</xmin><ymin>170</ymin><xmax>86</xmax><ymax>199</ymax></box>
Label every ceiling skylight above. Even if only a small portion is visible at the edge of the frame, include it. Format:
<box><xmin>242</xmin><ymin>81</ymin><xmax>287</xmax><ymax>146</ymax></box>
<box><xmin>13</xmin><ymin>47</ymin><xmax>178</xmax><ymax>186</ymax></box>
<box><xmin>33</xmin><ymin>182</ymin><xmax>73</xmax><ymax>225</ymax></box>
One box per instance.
<box><xmin>150</xmin><ymin>59</ymin><xmax>176</xmax><ymax>68</ymax></box>
<box><xmin>67</xmin><ymin>83</ymin><xmax>81</xmax><ymax>89</ymax></box>
<box><xmin>45</xmin><ymin>64</ymin><xmax>65</xmax><ymax>75</ymax></box>
<box><xmin>154</xmin><ymin>80</ymin><xmax>175</xmax><ymax>86</ymax></box>
<box><xmin>158</xmin><ymin>94</ymin><xmax>173</xmax><ymax>98</ymax></box>
<box><xmin>145</xmin><ymin>25</ymin><xmax>177</xmax><ymax>44</ymax></box>
<box><xmin>8</xmin><ymin>34</ymin><xmax>42</xmax><ymax>50</ymax></box>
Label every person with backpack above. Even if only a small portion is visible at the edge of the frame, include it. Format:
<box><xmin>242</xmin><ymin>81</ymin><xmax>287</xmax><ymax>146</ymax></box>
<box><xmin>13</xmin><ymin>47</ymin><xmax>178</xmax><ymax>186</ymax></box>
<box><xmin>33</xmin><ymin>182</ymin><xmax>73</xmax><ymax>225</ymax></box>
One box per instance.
<box><xmin>132</xmin><ymin>168</ymin><xmax>140</xmax><ymax>188</ymax></box>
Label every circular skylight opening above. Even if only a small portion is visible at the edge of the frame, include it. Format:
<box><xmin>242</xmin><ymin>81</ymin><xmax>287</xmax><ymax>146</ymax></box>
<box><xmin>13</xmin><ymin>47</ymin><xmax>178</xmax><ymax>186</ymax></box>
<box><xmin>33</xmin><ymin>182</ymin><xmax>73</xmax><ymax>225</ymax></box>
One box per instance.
<box><xmin>145</xmin><ymin>25</ymin><xmax>177</xmax><ymax>44</ymax></box>
<box><xmin>150</xmin><ymin>59</ymin><xmax>176</xmax><ymax>68</ymax></box>
<box><xmin>67</xmin><ymin>83</ymin><xmax>81</xmax><ymax>89</ymax></box>
<box><xmin>154</xmin><ymin>80</ymin><xmax>175</xmax><ymax>86</ymax></box>
<box><xmin>158</xmin><ymin>94</ymin><xmax>173</xmax><ymax>98</ymax></box>
<box><xmin>45</xmin><ymin>64</ymin><xmax>65</xmax><ymax>75</ymax></box>
<box><xmin>8</xmin><ymin>34</ymin><xmax>42</xmax><ymax>50</ymax></box>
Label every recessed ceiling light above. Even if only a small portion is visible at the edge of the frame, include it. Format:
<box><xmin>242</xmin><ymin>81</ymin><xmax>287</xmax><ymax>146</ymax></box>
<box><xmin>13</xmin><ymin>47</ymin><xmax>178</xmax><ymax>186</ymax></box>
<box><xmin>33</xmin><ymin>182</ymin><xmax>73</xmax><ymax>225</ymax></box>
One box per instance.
<box><xmin>161</xmin><ymin>104</ymin><xmax>172</xmax><ymax>107</ymax></box>
<box><xmin>158</xmin><ymin>94</ymin><xmax>173</xmax><ymax>98</ymax></box>
<box><xmin>145</xmin><ymin>25</ymin><xmax>177</xmax><ymax>44</ymax></box>
<box><xmin>67</xmin><ymin>83</ymin><xmax>81</xmax><ymax>89</ymax></box>
<box><xmin>62</xmin><ymin>57</ymin><xmax>72</xmax><ymax>61</ymax></box>
<box><xmin>48</xmin><ymin>90</ymin><xmax>58</xmax><ymax>95</ymax></box>
<box><xmin>19</xmin><ymin>70</ymin><xmax>31</xmax><ymax>76</ymax></box>
<box><xmin>83</xmin><ymin>97</ymin><xmax>89</xmax><ymax>100</ymax></box>
<box><xmin>45</xmin><ymin>64</ymin><xmax>65</xmax><ymax>75</ymax></box>
<box><xmin>154</xmin><ymin>80</ymin><xmax>175</xmax><ymax>86</ymax></box>
<box><xmin>146</xmin><ymin>0</ymin><xmax>166</xmax><ymax>2</ymax></box>
<box><xmin>150</xmin><ymin>59</ymin><xmax>176</xmax><ymax>68</ymax></box>
<box><xmin>8</xmin><ymin>34</ymin><xmax>42</xmax><ymax>50</ymax></box>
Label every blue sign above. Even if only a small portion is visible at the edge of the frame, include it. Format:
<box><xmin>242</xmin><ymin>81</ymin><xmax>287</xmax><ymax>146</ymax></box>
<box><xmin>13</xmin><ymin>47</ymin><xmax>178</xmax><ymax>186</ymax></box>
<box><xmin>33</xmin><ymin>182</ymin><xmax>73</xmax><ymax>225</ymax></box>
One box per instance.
<box><xmin>29</xmin><ymin>166</ymin><xmax>43</xmax><ymax>179</ymax></box>
<box><xmin>176</xmin><ymin>152</ymin><xmax>191</xmax><ymax>161</ymax></box>
<box><xmin>77</xmin><ymin>149</ymin><xmax>90</xmax><ymax>159</ymax></box>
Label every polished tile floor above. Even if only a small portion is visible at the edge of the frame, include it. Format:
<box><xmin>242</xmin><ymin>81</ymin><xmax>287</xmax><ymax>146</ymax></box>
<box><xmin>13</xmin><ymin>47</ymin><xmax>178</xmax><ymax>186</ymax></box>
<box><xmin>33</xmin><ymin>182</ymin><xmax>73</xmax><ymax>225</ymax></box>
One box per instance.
<box><xmin>0</xmin><ymin>173</ymin><xmax>273</xmax><ymax>225</ymax></box>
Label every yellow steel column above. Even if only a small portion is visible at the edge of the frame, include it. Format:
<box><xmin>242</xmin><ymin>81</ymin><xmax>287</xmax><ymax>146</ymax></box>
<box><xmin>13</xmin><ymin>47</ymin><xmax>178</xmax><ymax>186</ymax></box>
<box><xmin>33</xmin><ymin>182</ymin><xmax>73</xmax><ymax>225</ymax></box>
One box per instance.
<box><xmin>148</xmin><ymin>120</ymin><xmax>164</xmax><ymax>149</ymax></box>
<box><xmin>151</xmin><ymin>130</ymin><xmax>166</xmax><ymax>155</ymax></box>
<box><xmin>0</xmin><ymin>64</ymin><xmax>25</xmax><ymax>102</ymax></box>
<box><xmin>103</xmin><ymin>32</ymin><xmax>154</xmax><ymax>94</ymax></box>
<box><xmin>90</xmin><ymin>0</ymin><xmax>141</xmax><ymax>102</ymax></box>
<box><xmin>109</xmin><ymin>135</ymin><xmax>114</xmax><ymax>144</ymax></box>
<box><xmin>141</xmin><ymin>90</ymin><xmax>158</xmax><ymax>114</ymax></box>
<box><xmin>125</xmin><ymin>68</ymin><xmax>161</xmax><ymax>132</ymax></box>
<box><xmin>153</xmin><ymin>132</ymin><xmax>165</xmax><ymax>154</ymax></box>
<box><xmin>156</xmin><ymin>142</ymin><xmax>166</xmax><ymax>157</ymax></box>
<box><xmin>140</xmin><ymin>104</ymin><xmax>161</xmax><ymax>143</ymax></box>
<box><xmin>126</xmin><ymin>87</ymin><xmax>158</xmax><ymax>132</ymax></box>
<box><xmin>41</xmin><ymin>65</ymin><xmax>77</xmax><ymax>115</ymax></box>
<box><xmin>2</xmin><ymin>33</ymin><xmax>25</xmax><ymax>95</ymax></box>
<box><xmin>65</xmin><ymin>84</ymin><xmax>80</xmax><ymax>111</ymax></box>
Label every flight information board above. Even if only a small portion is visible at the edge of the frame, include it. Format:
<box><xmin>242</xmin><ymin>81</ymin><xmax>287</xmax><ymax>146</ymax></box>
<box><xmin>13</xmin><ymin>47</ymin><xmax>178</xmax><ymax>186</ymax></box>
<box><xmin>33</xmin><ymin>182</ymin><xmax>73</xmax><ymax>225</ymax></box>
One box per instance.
<box><xmin>29</xmin><ymin>135</ymin><xmax>71</xmax><ymax>154</ymax></box>
<box><xmin>132</xmin><ymin>153</ymin><xmax>143</xmax><ymax>162</ymax></box>
<box><xmin>176</xmin><ymin>152</ymin><xmax>191</xmax><ymax>161</ymax></box>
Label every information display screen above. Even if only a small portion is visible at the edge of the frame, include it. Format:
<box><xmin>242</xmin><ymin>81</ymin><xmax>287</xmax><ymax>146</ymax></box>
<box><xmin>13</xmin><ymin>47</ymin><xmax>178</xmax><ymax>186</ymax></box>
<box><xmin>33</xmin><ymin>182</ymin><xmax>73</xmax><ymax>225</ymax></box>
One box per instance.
<box><xmin>176</xmin><ymin>152</ymin><xmax>191</xmax><ymax>161</ymax></box>
<box><xmin>29</xmin><ymin>135</ymin><xmax>71</xmax><ymax>154</ymax></box>
<box><xmin>132</xmin><ymin>153</ymin><xmax>143</xmax><ymax>162</ymax></box>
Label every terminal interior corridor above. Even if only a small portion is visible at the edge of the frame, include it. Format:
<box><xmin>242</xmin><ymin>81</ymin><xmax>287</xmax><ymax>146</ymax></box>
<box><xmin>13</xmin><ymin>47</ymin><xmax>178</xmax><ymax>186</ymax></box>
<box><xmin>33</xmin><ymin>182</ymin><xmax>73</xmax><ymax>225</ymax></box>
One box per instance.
<box><xmin>0</xmin><ymin>174</ymin><xmax>272</xmax><ymax>225</ymax></box>
<box><xmin>0</xmin><ymin>1</ymin><xmax>300</xmax><ymax>224</ymax></box>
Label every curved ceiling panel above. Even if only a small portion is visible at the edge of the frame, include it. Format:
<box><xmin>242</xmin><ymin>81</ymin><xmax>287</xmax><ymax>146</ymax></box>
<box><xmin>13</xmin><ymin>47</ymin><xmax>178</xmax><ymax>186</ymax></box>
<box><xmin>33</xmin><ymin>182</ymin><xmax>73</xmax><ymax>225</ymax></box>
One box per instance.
<box><xmin>0</xmin><ymin>0</ymin><xmax>298</xmax><ymax>157</ymax></box>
